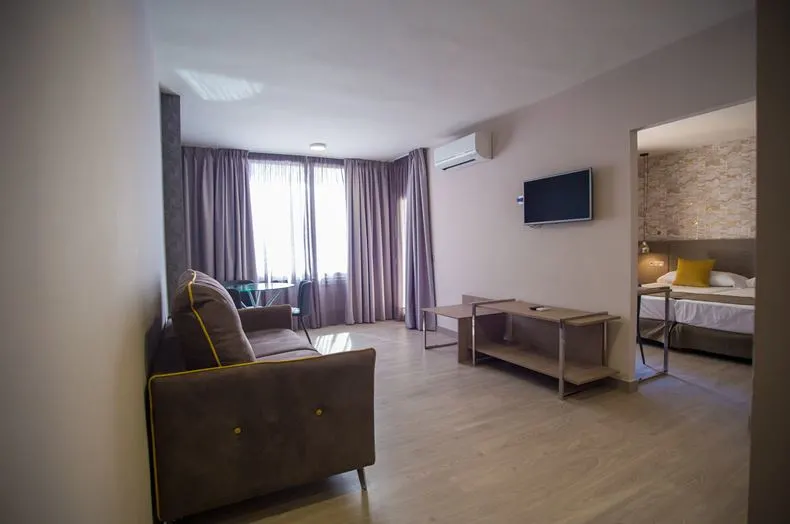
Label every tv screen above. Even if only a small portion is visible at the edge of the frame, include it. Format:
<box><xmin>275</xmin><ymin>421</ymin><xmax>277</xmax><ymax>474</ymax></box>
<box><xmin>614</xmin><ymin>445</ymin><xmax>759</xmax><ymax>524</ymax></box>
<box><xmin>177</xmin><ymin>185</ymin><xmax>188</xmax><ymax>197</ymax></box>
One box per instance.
<box><xmin>523</xmin><ymin>168</ymin><xmax>593</xmax><ymax>225</ymax></box>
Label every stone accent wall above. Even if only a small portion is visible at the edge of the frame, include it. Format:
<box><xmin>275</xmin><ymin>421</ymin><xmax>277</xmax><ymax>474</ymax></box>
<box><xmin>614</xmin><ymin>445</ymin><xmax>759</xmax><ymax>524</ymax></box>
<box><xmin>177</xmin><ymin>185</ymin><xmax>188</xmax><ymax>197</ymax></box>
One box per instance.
<box><xmin>638</xmin><ymin>136</ymin><xmax>756</xmax><ymax>241</ymax></box>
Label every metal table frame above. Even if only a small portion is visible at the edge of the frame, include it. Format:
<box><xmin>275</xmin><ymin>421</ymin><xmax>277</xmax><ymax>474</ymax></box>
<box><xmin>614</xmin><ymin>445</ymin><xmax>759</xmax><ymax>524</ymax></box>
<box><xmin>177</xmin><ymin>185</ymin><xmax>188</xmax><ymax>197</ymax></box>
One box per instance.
<box><xmin>471</xmin><ymin>300</ymin><xmax>613</xmax><ymax>400</ymax></box>
<box><xmin>636</xmin><ymin>286</ymin><xmax>671</xmax><ymax>382</ymax></box>
<box><xmin>224</xmin><ymin>282</ymin><xmax>294</xmax><ymax>307</ymax></box>
<box><xmin>421</xmin><ymin>310</ymin><xmax>457</xmax><ymax>350</ymax></box>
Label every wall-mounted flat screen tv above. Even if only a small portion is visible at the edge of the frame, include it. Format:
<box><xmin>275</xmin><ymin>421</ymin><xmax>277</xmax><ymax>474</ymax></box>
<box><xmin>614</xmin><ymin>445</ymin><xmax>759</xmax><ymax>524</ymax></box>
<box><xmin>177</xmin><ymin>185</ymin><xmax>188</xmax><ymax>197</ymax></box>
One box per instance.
<box><xmin>523</xmin><ymin>168</ymin><xmax>593</xmax><ymax>225</ymax></box>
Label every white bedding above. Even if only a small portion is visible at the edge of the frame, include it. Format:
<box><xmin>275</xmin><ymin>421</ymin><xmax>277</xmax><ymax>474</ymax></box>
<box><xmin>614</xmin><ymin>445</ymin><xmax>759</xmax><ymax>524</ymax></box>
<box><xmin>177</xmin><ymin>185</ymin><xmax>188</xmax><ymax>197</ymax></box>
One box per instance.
<box><xmin>640</xmin><ymin>286</ymin><xmax>755</xmax><ymax>335</ymax></box>
<box><xmin>639</xmin><ymin>293</ymin><xmax>676</xmax><ymax>322</ymax></box>
<box><xmin>641</xmin><ymin>283</ymin><xmax>733</xmax><ymax>294</ymax></box>
<box><xmin>716</xmin><ymin>288</ymin><xmax>756</xmax><ymax>298</ymax></box>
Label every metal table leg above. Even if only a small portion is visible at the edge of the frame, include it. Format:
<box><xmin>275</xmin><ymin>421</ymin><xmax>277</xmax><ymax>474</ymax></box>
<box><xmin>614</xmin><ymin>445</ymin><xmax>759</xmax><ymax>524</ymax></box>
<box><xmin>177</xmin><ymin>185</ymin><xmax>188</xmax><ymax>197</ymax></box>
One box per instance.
<box><xmin>471</xmin><ymin>304</ymin><xmax>477</xmax><ymax>367</ymax></box>
<box><xmin>246</xmin><ymin>290</ymin><xmax>258</xmax><ymax>307</ymax></box>
<box><xmin>637</xmin><ymin>294</ymin><xmax>646</xmax><ymax>364</ymax></box>
<box><xmin>663</xmin><ymin>288</ymin><xmax>670</xmax><ymax>374</ymax></box>
<box><xmin>558</xmin><ymin>322</ymin><xmax>566</xmax><ymax>399</ymax></box>
<box><xmin>422</xmin><ymin>311</ymin><xmax>455</xmax><ymax>351</ymax></box>
<box><xmin>638</xmin><ymin>288</ymin><xmax>671</xmax><ymax>383</ymax></box>
<box><xmin>422</xmin><ymin>310</ymin><xmax>427</xmax><ymax>350</ymax></box>
<box><xmin>265</xmin><ymin>289</ymin><xmax>284</xmax><ymax>307</ymax></box>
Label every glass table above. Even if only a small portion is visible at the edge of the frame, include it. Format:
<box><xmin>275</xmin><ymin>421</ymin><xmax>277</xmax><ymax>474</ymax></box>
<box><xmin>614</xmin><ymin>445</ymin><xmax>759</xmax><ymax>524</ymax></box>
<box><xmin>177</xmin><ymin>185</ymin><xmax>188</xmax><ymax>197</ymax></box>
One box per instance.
<box><xmin>223</xmin><ymin>282</ymin><xmax>294</xmax><ymax>307</ymax></box>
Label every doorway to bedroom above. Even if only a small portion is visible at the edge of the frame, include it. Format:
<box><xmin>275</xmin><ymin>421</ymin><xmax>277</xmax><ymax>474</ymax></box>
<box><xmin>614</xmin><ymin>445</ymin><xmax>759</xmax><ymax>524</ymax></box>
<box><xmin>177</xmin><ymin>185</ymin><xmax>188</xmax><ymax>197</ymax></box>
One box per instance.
<box><xmin>634</xmin><ymin>101</ymin><xmax>755</xmax><ymax>403</ymax></box>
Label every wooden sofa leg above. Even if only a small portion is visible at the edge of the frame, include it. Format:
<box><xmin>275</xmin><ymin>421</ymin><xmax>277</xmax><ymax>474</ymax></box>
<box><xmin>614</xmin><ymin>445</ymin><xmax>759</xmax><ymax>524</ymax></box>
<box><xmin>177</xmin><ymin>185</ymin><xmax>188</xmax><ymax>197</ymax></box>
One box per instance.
<box><xmin>357</xmin><ymin>468</ymin><xmax>367</xmax><ymax>491</ymax></box>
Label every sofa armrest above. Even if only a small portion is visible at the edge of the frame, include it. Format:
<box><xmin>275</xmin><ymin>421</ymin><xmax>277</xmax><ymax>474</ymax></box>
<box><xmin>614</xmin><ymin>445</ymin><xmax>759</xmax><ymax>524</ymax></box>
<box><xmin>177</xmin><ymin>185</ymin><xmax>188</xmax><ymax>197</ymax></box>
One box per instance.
<box><xmin>148</xmin><ymin>348</ymin><xmax>376</xmax><ymax>522</ymax></box>
<box><xmin>237</xmin><ymin>304</ymin><xmax>292</xmax><ymax>332</ymax></box>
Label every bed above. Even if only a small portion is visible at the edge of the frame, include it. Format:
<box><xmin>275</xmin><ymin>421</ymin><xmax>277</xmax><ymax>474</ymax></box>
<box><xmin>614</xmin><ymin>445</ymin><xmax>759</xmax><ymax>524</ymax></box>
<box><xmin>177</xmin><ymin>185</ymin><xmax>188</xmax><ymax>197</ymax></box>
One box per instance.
<box><xmin>637</xmin><ymin>239</ymin><xmax>755</xmax><ymax>360</ymax></box>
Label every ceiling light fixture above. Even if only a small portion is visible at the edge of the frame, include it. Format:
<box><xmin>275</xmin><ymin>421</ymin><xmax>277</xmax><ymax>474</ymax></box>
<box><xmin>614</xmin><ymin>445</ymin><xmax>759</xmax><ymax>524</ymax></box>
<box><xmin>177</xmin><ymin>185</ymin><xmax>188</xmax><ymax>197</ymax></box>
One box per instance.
<box><xmin>309</xmin><ymin>143</ymin><xmax>327</xmax><ymax>152</ymax></box>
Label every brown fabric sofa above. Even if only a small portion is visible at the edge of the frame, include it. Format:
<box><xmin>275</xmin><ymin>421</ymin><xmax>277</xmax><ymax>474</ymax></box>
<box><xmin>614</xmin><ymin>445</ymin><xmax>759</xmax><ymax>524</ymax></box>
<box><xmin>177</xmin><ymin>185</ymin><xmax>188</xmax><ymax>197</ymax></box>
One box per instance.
<box><xmin>147</xmin><ymin>270</ymin><xmax>376</xmax><ymax>522</ymax></box>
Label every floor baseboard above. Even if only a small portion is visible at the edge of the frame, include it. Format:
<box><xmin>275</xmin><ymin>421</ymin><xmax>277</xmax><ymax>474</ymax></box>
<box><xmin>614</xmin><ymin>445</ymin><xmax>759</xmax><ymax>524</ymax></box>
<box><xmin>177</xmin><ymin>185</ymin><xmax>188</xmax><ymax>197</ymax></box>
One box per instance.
<box><xmin>607</xmin><ymin>377</ymin><xmax>639</xmax><ymax>393</ymax></box>
<box><xmin>436</xmin><ymin>326</ymin><xmax>457</xmax><ymax>338</ymax></box>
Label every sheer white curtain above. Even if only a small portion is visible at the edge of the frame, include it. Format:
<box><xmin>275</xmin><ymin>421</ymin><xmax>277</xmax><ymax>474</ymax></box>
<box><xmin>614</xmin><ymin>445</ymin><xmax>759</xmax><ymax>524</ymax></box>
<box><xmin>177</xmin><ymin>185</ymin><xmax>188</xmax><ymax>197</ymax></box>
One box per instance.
<box><xmin>312</xmin><ymin>163</ymin><xmax>347</xmax><ymax>278</ymax></box>
<box><xmin>248</xmin><ymin>158</ymin><xmax>347</xmax><ymax>281</ymax></box>
<box><xmin>249</xmin><ymin>158</ymin><xmax>307</xmax><ymax>281</ymax></box>
<box><xmin>248</xmin><ymin>156</ymin><xmax>348</xmax><ymax>326</ymax></box>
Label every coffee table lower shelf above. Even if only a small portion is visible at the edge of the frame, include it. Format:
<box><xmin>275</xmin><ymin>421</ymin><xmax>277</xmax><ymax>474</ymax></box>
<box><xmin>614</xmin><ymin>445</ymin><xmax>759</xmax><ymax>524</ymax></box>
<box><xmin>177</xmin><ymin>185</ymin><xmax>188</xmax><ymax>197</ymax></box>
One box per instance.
<box><xmin>475</xmin><ymin>342</ymin><xmax>616</xmax><ymax>386</ymax></box>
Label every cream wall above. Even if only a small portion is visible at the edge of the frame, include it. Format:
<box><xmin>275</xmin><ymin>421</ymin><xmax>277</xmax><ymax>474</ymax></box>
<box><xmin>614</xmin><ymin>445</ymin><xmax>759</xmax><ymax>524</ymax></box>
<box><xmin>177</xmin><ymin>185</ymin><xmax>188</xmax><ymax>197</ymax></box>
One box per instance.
<box><xmin>0</xmin><ymin>1</ymin><xmax>164</xmax><ymax>521</ymax></box>
<box><xmin>429</xmin><ymin>13</ymin><xmax>755</xmax><ymax>381</ymax></box>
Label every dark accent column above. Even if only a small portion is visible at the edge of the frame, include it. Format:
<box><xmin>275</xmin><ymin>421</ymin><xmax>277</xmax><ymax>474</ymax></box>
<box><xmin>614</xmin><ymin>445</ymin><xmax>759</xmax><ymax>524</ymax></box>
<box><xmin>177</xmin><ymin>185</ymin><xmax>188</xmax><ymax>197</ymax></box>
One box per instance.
<box><xmin>749</xmin><ymin>1</ymin><xmax>790</xmax><ymax>520</ymax></box>
<box><xmin>160</xmin><ymin>91</ymin><xmax>186</xmax><ymax>307</ymax></box>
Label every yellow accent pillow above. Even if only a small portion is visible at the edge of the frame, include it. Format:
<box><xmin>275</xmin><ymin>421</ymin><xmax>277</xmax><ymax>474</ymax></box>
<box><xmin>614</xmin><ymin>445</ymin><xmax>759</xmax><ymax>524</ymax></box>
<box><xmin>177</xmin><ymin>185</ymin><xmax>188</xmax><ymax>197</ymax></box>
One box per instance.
<box><xmin>673</xmin><ymin>258</ymin><xmax>716</xmax><ymax>287</ymax></box>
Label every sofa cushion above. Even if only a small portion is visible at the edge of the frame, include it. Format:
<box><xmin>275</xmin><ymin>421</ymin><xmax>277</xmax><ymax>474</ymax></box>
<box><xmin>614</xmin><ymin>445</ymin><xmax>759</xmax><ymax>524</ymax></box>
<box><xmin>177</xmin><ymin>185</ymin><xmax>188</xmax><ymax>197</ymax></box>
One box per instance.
<box><xmin>248</xmin><ymin>328</ymin><xmax>315</xmax><ymax>358</ymax></box>
<box><xmin>256</xmin><ymin>349</ymin><xmax>320</xmax><ymax>362</ymax></box>
<box><xmin>171</xmin><ymin>269</ymin><xmax>255</xmax><ymax>369</ymax></box>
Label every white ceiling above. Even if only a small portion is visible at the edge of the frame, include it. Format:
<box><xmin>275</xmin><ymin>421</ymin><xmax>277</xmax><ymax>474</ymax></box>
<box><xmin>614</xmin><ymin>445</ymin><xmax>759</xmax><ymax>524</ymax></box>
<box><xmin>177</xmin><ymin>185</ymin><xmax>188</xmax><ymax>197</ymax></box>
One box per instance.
<box><xmin>152</xmin><ymin>0</ymin><xmax>753</xmax><ymax>160</ymax></box>
<box><xmin>638</xmin><ymin>101</ymin><xmax>755</xmax><ymax>153</ymax></box>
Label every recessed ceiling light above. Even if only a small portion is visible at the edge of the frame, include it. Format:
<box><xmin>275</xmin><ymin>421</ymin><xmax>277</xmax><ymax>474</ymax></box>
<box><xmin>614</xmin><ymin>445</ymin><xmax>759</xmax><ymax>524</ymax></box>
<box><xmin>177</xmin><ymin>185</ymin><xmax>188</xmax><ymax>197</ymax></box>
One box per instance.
<box><xmin>309</xmin><ymin>143</ymin><xmax>327</xmax><ymax>152</ymax></box>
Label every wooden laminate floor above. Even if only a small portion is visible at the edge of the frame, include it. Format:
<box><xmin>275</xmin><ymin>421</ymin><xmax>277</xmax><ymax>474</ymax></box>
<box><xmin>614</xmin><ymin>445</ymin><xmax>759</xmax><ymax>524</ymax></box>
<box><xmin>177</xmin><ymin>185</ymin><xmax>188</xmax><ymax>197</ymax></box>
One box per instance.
<box><xmin>183</xmin><ymin>322</ymin><xmax>752</xmax><ymax>524</ymax></box>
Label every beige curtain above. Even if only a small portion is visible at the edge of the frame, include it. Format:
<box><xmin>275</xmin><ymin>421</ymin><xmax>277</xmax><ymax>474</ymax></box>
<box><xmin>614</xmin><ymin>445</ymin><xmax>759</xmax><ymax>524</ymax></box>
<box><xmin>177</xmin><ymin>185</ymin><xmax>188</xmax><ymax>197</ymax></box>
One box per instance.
<box><xmin>403</xmin><ymin>149</ymin><xmax>436</xmax><ymax>329</ymax></box>
<box><xmin>345</xmin><ymin>159</ymin><xmax>407</xmax><ymax>324</ymax></box>
<box><xmin>182</xmin><ymin>147</ymin><xmax>257</xmax><ymax>281</ymax></box>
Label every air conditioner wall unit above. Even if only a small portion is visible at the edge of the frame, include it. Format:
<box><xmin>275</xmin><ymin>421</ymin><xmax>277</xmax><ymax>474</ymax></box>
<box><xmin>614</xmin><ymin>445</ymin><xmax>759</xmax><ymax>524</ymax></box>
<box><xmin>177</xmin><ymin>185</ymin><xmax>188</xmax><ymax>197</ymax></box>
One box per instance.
<box><xmin>433</xmin><ymin>132</ymin><xmax>492</xmax><ymax>171</ymax></box>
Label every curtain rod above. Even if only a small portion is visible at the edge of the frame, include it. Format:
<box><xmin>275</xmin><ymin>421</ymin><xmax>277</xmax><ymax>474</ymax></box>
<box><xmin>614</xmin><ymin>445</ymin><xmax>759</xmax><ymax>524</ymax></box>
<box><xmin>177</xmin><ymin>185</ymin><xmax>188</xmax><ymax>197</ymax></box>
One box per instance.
<box><xmin>248</xmin><ymin>151</ymin><xmax>345</xmax><ymax>164</ymax></box>
<box><xmin>183</xmin><ymin>144</ymin><xmax>417</xmax><ymax>164</ymax></box>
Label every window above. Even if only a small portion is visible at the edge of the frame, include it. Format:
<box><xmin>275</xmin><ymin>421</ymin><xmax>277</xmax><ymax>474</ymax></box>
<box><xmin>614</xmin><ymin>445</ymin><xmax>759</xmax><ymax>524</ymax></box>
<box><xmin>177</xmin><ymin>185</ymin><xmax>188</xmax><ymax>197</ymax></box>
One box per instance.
<box><xmin>248</xmin><ymin>158</ymin><xmax>348</xmax><ymax>282</ymax></box>
<box><xmin>312</xmin><ymin>164</ymin><xmax>347</xmax><ymax>277</ymax></box>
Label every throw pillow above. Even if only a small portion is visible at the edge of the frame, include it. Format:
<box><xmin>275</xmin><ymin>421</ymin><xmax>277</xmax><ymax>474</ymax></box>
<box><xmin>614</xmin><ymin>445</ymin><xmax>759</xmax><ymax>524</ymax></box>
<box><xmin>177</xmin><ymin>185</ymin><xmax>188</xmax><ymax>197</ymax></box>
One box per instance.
<box><xmin>171</xmin><ymin>269</ymin><xmax>255</xmax><ymax>370</ymax></box>
<box><xmin>673</xmin><ymin>258</ymin><xmax>716</xmax><ymax>287</ymax></box>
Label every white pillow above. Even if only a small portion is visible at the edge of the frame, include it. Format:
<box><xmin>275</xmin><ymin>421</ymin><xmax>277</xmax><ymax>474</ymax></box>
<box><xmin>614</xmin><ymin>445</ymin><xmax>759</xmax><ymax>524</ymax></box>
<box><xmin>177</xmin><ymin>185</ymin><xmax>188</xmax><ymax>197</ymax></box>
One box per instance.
<box><xmin>709</xmin><ymin>272</ymin><xmax>749</xmax><ymax>288</ymax></box>
<box><xmin>656</xmin><ymin>270</ymin><xmax>748</xmax><ymax>288</ymax></box>
<box><xmin>747</xmin><ymin>277</ymin><xmax>756</xmax><ymax>288</ymax></box>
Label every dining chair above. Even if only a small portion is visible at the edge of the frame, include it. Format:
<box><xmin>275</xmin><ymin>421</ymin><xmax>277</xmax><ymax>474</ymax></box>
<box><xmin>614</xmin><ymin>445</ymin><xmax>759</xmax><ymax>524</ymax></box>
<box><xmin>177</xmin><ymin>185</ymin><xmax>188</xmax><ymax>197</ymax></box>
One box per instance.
<box><xmin>292</xmin><ymin>280</ymin><xmax>314</xmax><ymax>345</ymax></box>
<box><xmin>227</xmin><ymin>288</ymin><xmax>245</xmax><ymax>309</ymax></box>
<box><xmin>224</xmin><ymin>280</ymin><xmax>258</xmax><ymax>308</ymax></box>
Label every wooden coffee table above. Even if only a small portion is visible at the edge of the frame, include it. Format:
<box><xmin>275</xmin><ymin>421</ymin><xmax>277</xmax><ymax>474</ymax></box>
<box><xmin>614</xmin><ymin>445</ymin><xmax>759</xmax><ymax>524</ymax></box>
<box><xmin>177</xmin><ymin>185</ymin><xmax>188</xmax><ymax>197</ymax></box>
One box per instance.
<box><xmin>471</xmin><ymin>299</ymin><xmax>620</xmax><ymax>399</ymax></box>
